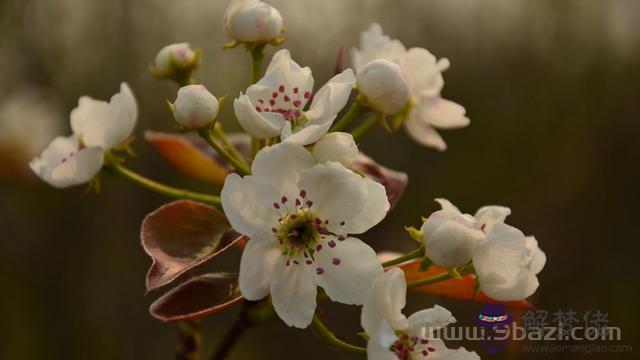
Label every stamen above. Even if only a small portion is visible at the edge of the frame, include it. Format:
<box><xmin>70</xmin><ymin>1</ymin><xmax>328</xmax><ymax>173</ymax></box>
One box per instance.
<box><xmin>332</xmin><ymin>258</ymin><xmax>341</xmax><ymax>265</ymax></box>
<box><xmin>316</xmin><ymin>267</ymin><xmax>325</xmax><ymax>275</ymax></box>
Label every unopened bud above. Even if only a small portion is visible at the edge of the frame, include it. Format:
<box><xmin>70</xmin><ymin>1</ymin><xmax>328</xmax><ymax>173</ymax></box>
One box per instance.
<box><xmin>356</xmin><ymin>59</ymin><xmax>410</xmax><ymax>115</ymax></box>
<box><xmin>170</xmin><ymin>85</ymin><xmax>219</xmax><ymax>130</ymax></box>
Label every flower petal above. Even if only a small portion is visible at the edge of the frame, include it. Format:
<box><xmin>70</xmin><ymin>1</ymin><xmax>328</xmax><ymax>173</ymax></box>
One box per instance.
<box><xmin>313</xmin><ymin>236</ymin><xmax>383</xmax><ymax>305</ymax></box>
<box><xmin>351</xmin><ymin>153</ymin><xmax>408</xmax><ymax>207</ymax></box>
<box><xmin>473</xmin><ymin>223</ymin><xmax>539</xmax><ymax>300</ymax></box>
<box><xmin>474</xmin><ymin>205</ymin><xmax>511</xmax><ymax>234</ymax></box>
<box><xmin>304</xmin><ymin>69</ymin><xmax>355</xmax><ymax>125</ymax></box>
<box><xmin>361</xmin><ymin>268</ymin><xmax>408</xmax><ymax>348</ymax></box>
<box><xmin>336</xmin><ymin>178</ymin><xmax>389</xmax><ymax>234</ymax></box>
<box><xmin>270</xmin><ymin>256</ymin><xmax>317</xmax><ymax>328</ymax></box>
<box><xmin>419</xmin><ymin>97</ymin><xmax>470</xmax><ymax>129</ymax></box>
<box><xmin>262</xmin><ymin>49</ymin><xmax>314</xmax><ymax>97</ymax></box>
<box><xmin>367</xmin><ymin>340</ymin><xmax>398</xmax><ymax>360</ymax></box>
<box><xmin>250</xmin><ymin>141</ymin><xmax>315</xmax><ymax>208</ymax></box>
<box><xmin>234</xmin><ymin>94</ymin><xmax>284</xmax><ymax>138</ymax></box>
<box><xmin>297</xmin><ymin>162</ymin><xmax>367</xmax><ymax>224</ymax></box>
<box><xmin>525</xmin><ymin>236</ymin><xmax>546</xmax><ymax>275</ymax></box>
<box><xmin>351</xmin><ymin>23</ymin><xmax>406</xmax><ymax>73</ymax></box>
<box><xmin>411</xmin><ymin>338</ymin><xmax>480</xmax><ymax>360</ymax></box>
<box><xmin>400</xmin><ymin>47</ymin><xmax>444</xmax><ymax>97</ymax></box>
<box><xmin>404</xmin><ymin>115</ymin><xmax>447</xmax><ymax>151</ymax></box>
<box><xmin>280</xmin><ymin>119</ymin><xmax>334</xmax><ymax>145</ymax></box>
<box><xmin>220</xmin><ymin>173</ymin><xmax>279</xmax><ymax>240</ymax></box>
<box><xmin>70</xmin><ymin>83</ymin><xmax>137</xmax><ymax>149</ymax></box>
<box><xmin>311</xmin><ymin>132</ymin><xmax>358</xmax><ymax>167</ymax></box>
<box><xmin>407</xmin><ymin>305</ymin><xmax>456</xmax><ymax>335</ymax></box>
<box><xmin>239</xmin><ymin>238</ymin><xmax>281</xmax><ymax>300</ymax></box>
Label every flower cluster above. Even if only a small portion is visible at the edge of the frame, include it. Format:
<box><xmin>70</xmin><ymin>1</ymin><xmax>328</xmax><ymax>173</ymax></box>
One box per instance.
<box><xmin>28</xmin><ymin>0</ymin><xmax>547</xmax><ymax>359</ymax></box>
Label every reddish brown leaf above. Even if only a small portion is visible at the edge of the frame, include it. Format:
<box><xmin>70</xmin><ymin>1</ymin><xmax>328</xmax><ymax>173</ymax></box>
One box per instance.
<box><xmin>141</xmin><ymin>200</ymin><xmax>245</xmax><ymax>291</ymax></box>
<box><xmin>149</xmin><ymin>273</ymin><xmax>243</xmax><ymax>322</ymax></box>
<box><xmin>397</xmin><ymin>260</ymin><xmax>532</xmax><ymax>309</ymax></box>
<box><xmin>352</xmin><ymin>153</ymin><xmax>408</xmax><ymax>207</ymax></box>
<box><xmin>144</xmin><ymin>130</ymin><xmax>229</xmax><ymax>186</ymax></box>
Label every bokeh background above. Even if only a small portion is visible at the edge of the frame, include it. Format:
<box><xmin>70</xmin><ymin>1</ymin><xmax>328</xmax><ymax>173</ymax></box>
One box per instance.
<box><xmin>1</xmin><ymin>0</ymin><xmax>639</xmax><ymax>359</ymax></box>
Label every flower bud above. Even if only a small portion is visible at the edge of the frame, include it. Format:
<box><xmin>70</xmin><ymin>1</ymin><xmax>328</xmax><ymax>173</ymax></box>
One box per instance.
<box><xmin>170</xmin><ymin>85</ymin><xmax>219</xmax><ymax>130</ymax></box>
<box><xmin>421</xmin><ymin>210</ymin><xmax>485</xmax><ymax>268</ymax></box>
<box><xmin>150</xmin><ymin>43</ymin><xmax>200</xmax><ymax>83</ymax></box>
<box><xmin>356</xmin><ymin>59</ymin><xmax>410</xmax><ymax>115</ymax></box>
<box><xmin>224</xmin><ymin>0</ymin><xmax>284</xmax><ymax>43</ymax></box>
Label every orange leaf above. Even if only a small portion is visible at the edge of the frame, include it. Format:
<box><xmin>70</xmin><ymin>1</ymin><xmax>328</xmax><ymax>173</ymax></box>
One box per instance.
<box><xmin>397</xmin><ymin>260</ymin><xmax>532</xmax><ymax>309</ymax></box>
<box><xmin>144</xmin><ymin>130</ymin><xmax>228</xmax><ymax>186</ymax></box>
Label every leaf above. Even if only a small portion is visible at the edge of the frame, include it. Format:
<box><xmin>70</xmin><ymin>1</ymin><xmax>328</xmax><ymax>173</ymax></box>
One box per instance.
<box><xmin>351</xmin><ymin>153</ymin><xmax>408</xmax><ymax>207</ymax></box>
<box><xmin>149</xmin><ymin>273</ymin><xmax>243</xmax><ymax>322</ymax></box>
<box><xmin>144</xmin><ymin>130</ymin><xmax>229</xmax><ymax>186</ymax></box>
<box><xmin>398</xmin><ymin>260</ymin><xmax>532</xmax><ymax>309</ymax></box>
<box><xmin>141</xmin><ymin>200</ymin><xmax>246</xmax><ymax>291</ymax></box>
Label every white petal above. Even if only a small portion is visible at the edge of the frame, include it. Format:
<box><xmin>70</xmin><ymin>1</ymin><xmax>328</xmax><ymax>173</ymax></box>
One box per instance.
<box><xmin>311</xmin><ymin>132</ymin><xmax>358</xmax><ymax>167</ymax></box>
<box><xmin>525</xmin><ymin>236</ymin><xmax>546</xmax><ymax>275</ymax></box>
<box><xmin>422</xmin><ymin>219</ymin><xmax>485</xmax><ymax>268</ymax></box>
<box><xmin>70</xmin><ymin>83</ymin><xmax>138</xmax><ymax>149</ymax></box>
<box><xmin>435</xmin><ymin>198</ymin><xmax>460</xmax><ymax>213</ymax></box>
<box><xmin>400</xmin><ymin>47</ymin><xmax>444</xmax><ymax>97</ymax></box>
<box><xmin>220</xmin><ymin>173</ymin><xmax>279</xmax><ymax>240</ymax></box>
<box><xmin>407</xmin><ymin>305</ymin><xmax>456</xmax><ymax>335</ymax></box>
<box><xmin>313</xmin><ymin>236</ymin><xmax>383</xmax><ymax>305</ymax></box>
<box><xmin>474</xmin><ymin>205</ymin><xmax>511</xmax><ymax>233</ymax></box>
<box><xmin>251</xmin><ymin>142</ymin><xmax>315</xmax><ymax>209</ymax></box>
<box><xmin>419</xmin><ymin>97</ymin><xmax>470</xmax><ymax>129</ymax></box>
<box><xmin>238</xmin><ymin>239</ymin><xmax>281</xmax><ymax>300</ymax></box>
<box><xmin>351</xmin><ymin>23</ymin><xmax>406</xmax><ymax>73</ymax></box>
<box><xmin>234</xmin><ymin>94</ymin><xmax>284</xmax><ymax>138</ymax></box>
<box><xmin>281</xmin><ymin>118</ymin><xmax>334</xmax><ymax>145</ymax></box>
<box><xmin>30</xmin><ymin>135</ymin><xmax>104</xmax><ymax>188</ymax></box>
<box><xmin>270</xmin><ymin>256</ymin><xmax>317</xmax><ymax>328</ymax></box>
<box><xmin>337</xmin><ymin>178</ymin><xmax>389</xmax><ymax>234</ymax></box>
<box><xmin>404</xmin><ymin>115</ymin><xmax>447</xmax><ymax>151</ymax></box>
<box><xmin>473</xmin><ymin>223</ymin><xmax>539</xmax><ymax>300</ymax></box>
<box><xmin>297</xmin><ymin>162</ymin><xmax>367</xmax><ymax>224</ymax></box>
<box><xmin>262</xmin><ymin>49</ymin><xmax>314</xmax><ymax>95</ymax></box>
<box><xmin>361</xmin><ymin>268</ymin><xmax>408</xmax><ymax>348</ymax></box>
<box><xmin>367</xmin><ymin>340</ymin><xmax>397</xmax><ymax>360</ymax></box>
<box><xmin>411</xmin><ymin>338</ymin><xmax>480</xmax><ymax>360</ymax></box>
<box><xmin>305</xmin><ymin>69</ymin><xmax>355</xmax><ymax>125</ymax></box>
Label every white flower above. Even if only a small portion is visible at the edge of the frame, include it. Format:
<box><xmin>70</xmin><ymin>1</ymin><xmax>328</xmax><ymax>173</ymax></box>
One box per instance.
<box><xmin>30</xmin><ymin>83</ymin><xmax>138</xmax><ymax>188</ymax></box>
<box><xmin>422</xmin><ymin>198</ymin><xmax>546</xmax><ymax>301</ymax></box>
<box><xmin>171</xmin><ymin>85</ymin><xmax>219</xmax><ymax>130</ymax></box>
<box><xmin>356</xmin><ymin>59</ymin><xmax>410</xmax><ymax>115</ymax></box>
<box><xmin>352</xmin><ymin>23</ymin><xmax>469</xmax><ymax>151</ymax></box>
<box><xmin>234</xmin><ymin>49</ymin><xmax>355</xmax><ymax>145</ymax></box>
<box><xmin>473</xmin><ymin>223</ymin><xmax>546</xmax><ymax>301</ymax></box>
<box><xmin>154</xmin><ymin>43</ymin><xmax>197</xmax><ymax>73</ymax></box>
<box><xmin>361</xmin><ymin>268</ymin><xmax>480</xmax><ymax>360</ymax></box>
<box><xmin>311</xmin><ymin>132</ymin><xmax>358</xmax><ymax>167</ymax></box>
<box><xmin>224</xmin><ymin>0</ymin><xmax>284</xmax><ymax>43</ymax></box>
<box><xmin>221</xmin><ymin>141</ymin><xmax>389</xmax><ymax>328</ymax></box>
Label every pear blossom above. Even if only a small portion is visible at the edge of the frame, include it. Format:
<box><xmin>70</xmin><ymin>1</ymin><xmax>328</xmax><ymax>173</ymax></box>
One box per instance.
<box><xmin>224</xmin><ymin>0</ymin><xmax>284</xmax><ymax>44</ymax></box>
<box><xmin>352</xmin><ymin>23</ymin><xmax>469</xmax><ymax>151</ymax></box>
<box><xmin>421</xmin><ymin>199</ymin><xmax>546</xmax><ymax>301</ymax></box>
<box><xmin>221</xmin><ymin>141</ymin><xmax>389</xmax><ymax>328</ymax></box>
<box><xmin>171</xmin><ymin>85</ymin><xmax>219</xmax><ymax>130</ymax></box>
<box><xmin>361</xmin><ymin>268</ymin><xmax>480</xmax><ymax>360</ymax></box>
<box><xmin>154</xmin><ymin>43</ymin><xmax>197</xmax><ymax>73</ymax></box>
<box><xmin>357</xmin><ymin>59</ymin><xmax>410</xmax><ymax>115</ymax></box>
<box><xmin>30</xmin><ymin>83</ymin><xmax>138</xmax><ymax>188</ymax></box>
<box><xmin>234</xmin><ymin>49</ymin><xmax>356</xmax><ymax>145</ymax></box>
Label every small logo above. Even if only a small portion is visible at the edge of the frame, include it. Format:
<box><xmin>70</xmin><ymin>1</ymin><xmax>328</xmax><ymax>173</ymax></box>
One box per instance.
<box><xmin>476</xmin><ymin>304</ymin><xmax>512</xmax><ymax>354</ymax></box>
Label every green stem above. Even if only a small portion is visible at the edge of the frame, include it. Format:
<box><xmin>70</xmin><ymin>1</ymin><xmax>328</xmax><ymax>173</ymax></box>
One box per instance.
<box><xmin>198</xmin><ymin>129</ymin><xmax>251</xmax><ymax>175</ymax></box>
<box><xmin>250</xmin><ymin>45</ymin><xmax>265</xmax><ymax>84</ymax></box>
<box><xmin>311</xmin><ymin>315</ymin><xmax>366</xmax><ymax>355</ymax></box>
<box><xmin>331</xmin><ymin>102</ymin><xmax>368</xmax><ymax>132</ymax></box>
<box><xmin>106</xmin><ymin>163</ymin><xmax>221</xmax><ymax>206</ymax></box>
<box><xmin>351</xmin><ymin>114</ymin><xmax>378</xmax><ymax>140</ymax></box>
<box><xmin>177</xmin><ymin>320</ymin><xmax>202</xmax><ymax>360</ymax></box>
<box><xmin>382</xmin><ymin>246</ymin><xmax>425</xmax><ymax>268</ymax></box>
<box><xmin>212</xmin><ymin>124</ymin><xmax>250</xmax><ymax>169</ymax></box>
<box><xmin>406</xmin><ymin>272</ymin><xmax>453</xmax><ymax>289</ymax></box>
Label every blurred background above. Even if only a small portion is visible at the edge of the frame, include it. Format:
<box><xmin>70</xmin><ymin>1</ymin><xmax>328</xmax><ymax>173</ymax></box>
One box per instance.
<box><xmin>1</xmin><ymin>0</ymin><xmax>639</xmax><ymax>359</ymax></box>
